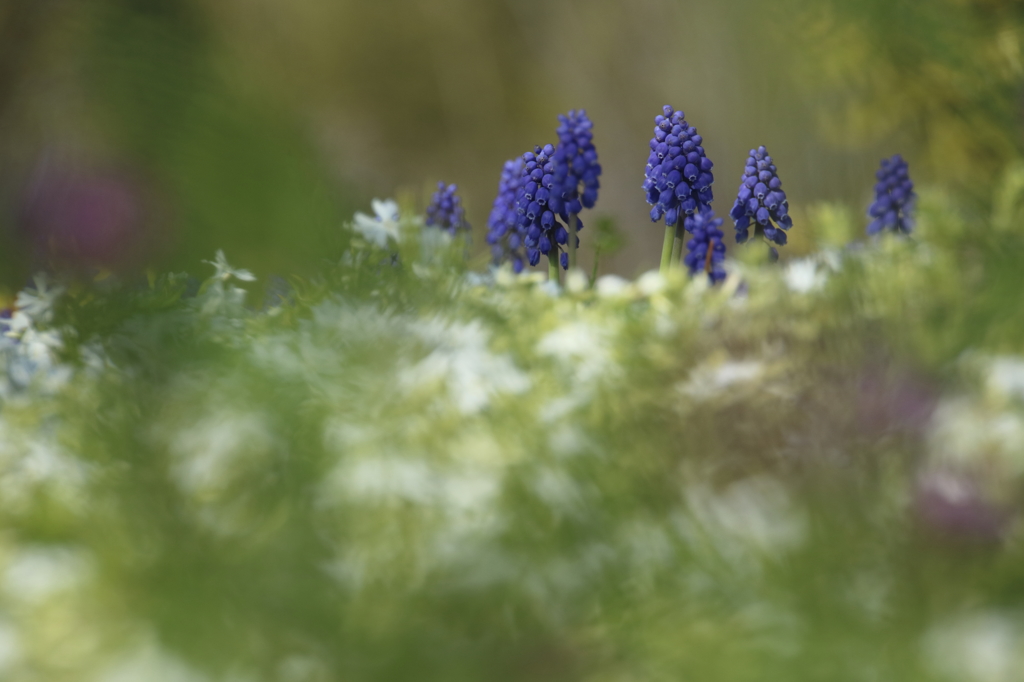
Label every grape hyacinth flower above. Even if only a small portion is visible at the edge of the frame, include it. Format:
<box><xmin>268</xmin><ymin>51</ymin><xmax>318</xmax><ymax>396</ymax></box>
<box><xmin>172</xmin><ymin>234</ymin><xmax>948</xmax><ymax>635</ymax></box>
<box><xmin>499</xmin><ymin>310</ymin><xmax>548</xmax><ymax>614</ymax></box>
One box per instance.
<box><xmin>643</xmin><ymin>105</ymin><xmax>715</xmax><ymax>273</ymax></box>
<box><xmin>516</xmin><ymin>144</ymin><xmax>570</xmax><ymax>279</ymax></box>
<box><xmin>867</xmin><ymin>154</ymin><xmax>915</xmax><ymax>235</ymax></box>
<box><xmin>425</xmin><ymin>182</ymin><xmax>469</xmax><ymax>236</ymax></box>
<box><xmin>683</xmin><ymin>210</ymin><xmax>727</xmax><ymax>284</ymax></box>
<box><xmin>731</xmin><ymin>146</ymin><xmax>792</xmax><ymax>258</ymax></box>
<box><xmin>486</xmin><ymin>158</ymin><xmax>527</xmax><ymax>273</ymax></box>
<box><xmin>550</xmin><ymin>110</ymin><xmax>601</xmax><ymax>270</ymax></box>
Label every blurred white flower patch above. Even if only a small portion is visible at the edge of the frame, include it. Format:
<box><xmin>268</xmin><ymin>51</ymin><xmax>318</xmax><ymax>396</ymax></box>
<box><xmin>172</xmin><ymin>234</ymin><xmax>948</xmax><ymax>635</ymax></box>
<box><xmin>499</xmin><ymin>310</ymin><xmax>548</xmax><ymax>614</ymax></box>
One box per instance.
<box><xmin>924</xmin><ymin>612</ymin><xmax>1024</xmax><ymax>682</ymax></box>
<box><xmin>784</xmin><ymin>258</ymin><xmax>827</xmax><ymax>293</ymax></box>
<box><xmin>986</xmin><ymin>356</ymin><xmax>1024</xmax><ymax>403</ymax></box>
<box><xmin>679</xmin><ymin>359</ymin><xmax>764</xmax><ymax>400</ymax></box>
<box><xmin>400</xmin><ymin>319</ymin><xmax>529</xmax><ymax>415</ymax></box>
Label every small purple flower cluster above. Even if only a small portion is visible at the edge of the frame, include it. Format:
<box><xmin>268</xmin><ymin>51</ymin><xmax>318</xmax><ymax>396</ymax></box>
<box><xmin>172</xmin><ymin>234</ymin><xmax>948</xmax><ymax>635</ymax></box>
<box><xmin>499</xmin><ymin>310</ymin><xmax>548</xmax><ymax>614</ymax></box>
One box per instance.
<box><xmin>643</xmin><ymin>105</ymin><xmax>715</xmax><ymax>232</ymax></box>
<box><xmin>730</xmin><ymin>146</ymin><xmax>792</xmax><ymax>246</ymax></box>
<box><xmin>473</xmin><ymin>102</ymin><xmax>917</xmax><ymax>281</ymax></box>
<box><xmin>683</xmin><ymin>210</ymin><xmax>727</xmax><ymax>284</ymax></box>
<box><xmin>486</xmin><ymin>158</ymin><xmax>527</xmax><ymax>272</ymax></box>
<box><xmin>868</xmin><ymin>154</ymin><xmax>915</xmax><ymax>235</ymax></box>
<box><xmin>515</xmin><ymin>144</ymin><xmax>566</xmax><ymax>268</ymax></box>
<box><xmin>550</xmin><ymin>110</ymin><xmax>602</xmax><ymax>217</ymax></box>
<box><xmin>425</xmin><ymin>182</ymin><xmax>469</xmax><ymax>236</ymax></box>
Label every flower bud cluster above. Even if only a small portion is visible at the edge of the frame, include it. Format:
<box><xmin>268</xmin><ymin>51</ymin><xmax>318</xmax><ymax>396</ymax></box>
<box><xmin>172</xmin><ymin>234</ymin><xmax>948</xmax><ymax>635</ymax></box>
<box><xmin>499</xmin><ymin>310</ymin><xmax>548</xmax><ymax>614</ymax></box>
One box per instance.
<box><xmin>867</xmin><ymin>154</ymin><xmax>915</xmax><ymax>235</ymax></box>
<box><xmin>730</xmin><ymin>146</ymin><xmax>792</xmax><ymax>246</ymax></box>
<box><xmin>486</xmin><ymin>158</ymin><xmax>527</xmax><ymax>272</ymax></box>
<box><xmin>683</xmin><ymin>210</ymin><xmax>727</xmax><ymax>284</ymax></box>
<box><xmin>516</xmin><ymin>145</ymin><xmax>571</xmax><ymax>268</ymax></box>
<box><xmin>643</xmin><ymin>105</ymin><xmax>715</xmax><ymax>232</ymax></box>
<box><xmin>550</xmin><ymin>110</ymin><xmax>601</xmax><ymax>217</ymax></box>
<box><xmin>425</xmin><ymin>182</ymin><xmax>469</xmax><ymax>236</ymax></box>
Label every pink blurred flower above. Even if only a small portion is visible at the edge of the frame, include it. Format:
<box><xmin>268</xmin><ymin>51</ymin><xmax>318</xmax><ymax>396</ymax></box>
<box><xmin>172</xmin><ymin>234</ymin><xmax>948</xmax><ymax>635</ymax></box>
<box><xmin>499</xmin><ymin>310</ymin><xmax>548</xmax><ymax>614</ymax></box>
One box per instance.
<box><xmin>915</xmin><ymin>471</ymin><xmax>1011</xmax><ymax>543</ymax></box>
<box><xmin>21</xmin><ymin>158</ymin><xmax>163</xmax><ymax>271</ymax></box>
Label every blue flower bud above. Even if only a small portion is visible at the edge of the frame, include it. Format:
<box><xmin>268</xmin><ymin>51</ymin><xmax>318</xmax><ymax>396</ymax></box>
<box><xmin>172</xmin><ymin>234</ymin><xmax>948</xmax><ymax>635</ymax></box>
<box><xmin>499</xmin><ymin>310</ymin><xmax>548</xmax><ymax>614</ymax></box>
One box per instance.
<box><xmin>426</xmin><ymin>181</ymin><xmax>470</xmax><ymax>236</ymax></box>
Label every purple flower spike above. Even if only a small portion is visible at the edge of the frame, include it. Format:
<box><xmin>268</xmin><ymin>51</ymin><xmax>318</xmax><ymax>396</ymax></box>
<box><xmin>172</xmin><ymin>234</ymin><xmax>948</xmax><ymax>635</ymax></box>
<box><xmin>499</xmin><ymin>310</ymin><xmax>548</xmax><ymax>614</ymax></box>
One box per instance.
<box><xmin>643</xmin><ymin>105</ymin><xmax>715</xmax><ymax>232</ymax></box>
<box><xmin>551</xmin><ymin>109</ymin><xmax>601</xmax><ymax>219</ymax></box>
<box><xmin>516</xmin><ymin>144</ymin><xmax>569</xmax><ymax>270</ymax></box>
<box><xmin>682</xmin><ymin>210</ymin><xmax>727</xmax><ymax>284</ymax></box>
<box><xmin>486</xmin><ymin>158</ymin><xmax>527</xmax><ymax>271</ymax></box>
<box><xmin>426</xmin><ymin>182</ymin><xmax>469</xmax><ymax>236</ymax></box>
<box><xmin>867</xmin><ymin>154</ymin><xmax>915</xmax><ymax>235</ymax></box>
<box><xmin>730</xmin><ymin>146</ymin><xmax>791</xmax><ymax>247</ymax></box>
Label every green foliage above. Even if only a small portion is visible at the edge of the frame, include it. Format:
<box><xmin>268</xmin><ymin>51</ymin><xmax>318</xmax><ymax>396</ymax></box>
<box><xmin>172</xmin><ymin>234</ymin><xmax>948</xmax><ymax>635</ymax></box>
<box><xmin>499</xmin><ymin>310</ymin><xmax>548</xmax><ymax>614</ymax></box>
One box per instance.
<box><xmin>1</xmin><ymin>185</ymin><xmax>1024</xmax><ymax>680</ymax></box>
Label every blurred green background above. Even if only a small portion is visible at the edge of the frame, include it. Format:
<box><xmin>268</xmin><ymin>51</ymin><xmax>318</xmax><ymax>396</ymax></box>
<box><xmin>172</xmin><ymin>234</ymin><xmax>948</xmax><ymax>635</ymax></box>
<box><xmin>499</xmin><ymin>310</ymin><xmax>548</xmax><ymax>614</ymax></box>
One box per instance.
<box><xmin>0</xmin><ymin>0</ymin><xmax>1021</xmax><ymax>284</ymax></box>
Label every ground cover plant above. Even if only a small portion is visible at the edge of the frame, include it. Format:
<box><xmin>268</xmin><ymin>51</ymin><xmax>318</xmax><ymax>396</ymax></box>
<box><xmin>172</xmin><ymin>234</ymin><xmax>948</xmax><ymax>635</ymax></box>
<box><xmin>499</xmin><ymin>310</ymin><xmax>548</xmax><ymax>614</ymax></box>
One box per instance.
<box><xmin>1</xmin><ymin>96</ymin><xmax>1024</xmax><ymax>682</ymax></box>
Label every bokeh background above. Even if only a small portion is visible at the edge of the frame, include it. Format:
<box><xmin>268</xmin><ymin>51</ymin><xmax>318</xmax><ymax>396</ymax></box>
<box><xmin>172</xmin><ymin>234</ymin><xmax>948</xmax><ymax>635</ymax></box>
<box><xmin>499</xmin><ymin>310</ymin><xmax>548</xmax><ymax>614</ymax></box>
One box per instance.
<box><xmin>0</xmin><ymin>0</ymin><xmax>1021</xmax><ymax>284</ymax></box>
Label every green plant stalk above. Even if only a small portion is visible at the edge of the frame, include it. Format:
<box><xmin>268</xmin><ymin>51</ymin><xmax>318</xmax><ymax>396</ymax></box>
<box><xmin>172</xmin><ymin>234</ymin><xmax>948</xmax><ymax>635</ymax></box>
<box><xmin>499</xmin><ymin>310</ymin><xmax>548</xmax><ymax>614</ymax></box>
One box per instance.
<box><xmin>568</xmin><ymin>213</ymin><xmax>578</xmax><ymax>270</ymax></box>
<box><xmin>591</xmin><ymin>247</ymin><xmax>600</xmax><ymax>285</ymax></box>
<box><xmin>548</xmin><ymin>250</ymin><xmax>559</xmax><ymax>283</ymax></box>
<box><xmin>659</xmin><ymin>224</ymin><xmax>675</xmax><ymax>274</ymax></box>
<box><xmin>670</xmin><ymin>223</ymin><xmax>684</xmax><ymax>268</ymax></box>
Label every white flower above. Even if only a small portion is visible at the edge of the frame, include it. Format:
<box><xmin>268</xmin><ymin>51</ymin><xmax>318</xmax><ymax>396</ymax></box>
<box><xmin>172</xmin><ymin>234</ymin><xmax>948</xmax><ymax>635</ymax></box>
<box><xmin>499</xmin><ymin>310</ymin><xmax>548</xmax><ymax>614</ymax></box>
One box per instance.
<box><xmin>204</xmin><ymin>250</ymin><xmax>256</xmax><ymax>282</ymax></box>
<box><xmin>10</xmin><ymin>274</ymin><xmax>64</xmax><ymax>330</ymax></box>
<box><xmin>18</xmin><ymin>327</ymin><xmax>62</xmax><ymax>363</ymax></box>
<box><xmin>352</xmin><ymin>199</ymin><xmax>401</xmax><ymax>247</ymax></box>
<box><xmin>784</xmin><ymin>258</ymin><xmax>827</xmax><ymax>293</ymax></box>
<box><xmin>595</xmin><ymin>274</ymin><xmax>629</xmax><ymax>298</ymax></box>
<box><xmin>2</xmin><ymin>311</ymin><xmax>30</xmax><ymax>338</ymax></box>
<box><xmin>924</xmin><ymin>612</ymin><xmax>1024</xmax><ymax>682</ymax></box>
<box><xmin>927</xmin><ymin>396</ymin><xmax>1024</xmax><ymax>477</ymax></box>
<box><xmin>679</xmin><ymin>359</ymin><xmax>764</xmax><ymax>400</ymax></box>
<box><xmin>635</xmin><ymin>270</ymin><xmax>666</xmax><ymax>297</ymax></box>
<box><xmin>399</xmin><ymin>319</ymin><xmax>530</xmax><ymax>415</ymax></box>
<box><xmin>987</xmin><ymin>356</ymin><xmax>1024</xmax><ymax>402</ymax></box>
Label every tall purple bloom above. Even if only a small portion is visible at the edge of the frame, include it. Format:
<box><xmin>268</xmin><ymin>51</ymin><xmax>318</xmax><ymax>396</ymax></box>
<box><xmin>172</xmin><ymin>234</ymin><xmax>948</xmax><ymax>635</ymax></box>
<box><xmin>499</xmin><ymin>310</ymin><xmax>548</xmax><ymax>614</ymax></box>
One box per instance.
<box><xmin>867</xmin><ymin>154</ymin><xmax>915</xmax><ymax>235</ymax></box>
<box><xmin>643</xmin><ymin>105</ymin><xmax>715</xmax><ymax>233</ymax></box>
<box><xmin>425</xmin><ymin>182</ymin><xmax>469</xmax><ymax>236</ymax></box>
<box><xmin>683</xmin><ymin>210</ymin><xmax>727</xmax><ymax>284</ymax></box>
<box><xmin>516</xmin><ymin>144</ymin><xmax>567</xmax><ymax>268</ymax></box>
<box><xmin>486</xmin><ymin>158</ymin><xmax>527</xmax><ymax>273</ymax></box>
<box><xmin>550</xmin><ymin>110</ymin><xmax>601</xmax><ymax>218</ymax></box>
<box><xmin>730</xmin><ymin>146</ymin><xmax>792</xmax><ymax>247</ymax></box>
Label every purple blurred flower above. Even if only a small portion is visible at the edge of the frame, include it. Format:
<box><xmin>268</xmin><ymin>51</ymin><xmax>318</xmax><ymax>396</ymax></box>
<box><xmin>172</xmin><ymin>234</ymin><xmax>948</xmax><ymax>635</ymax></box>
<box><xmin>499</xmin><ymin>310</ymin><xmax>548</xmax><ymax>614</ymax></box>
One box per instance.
<box><xmin>915</xmin><ymin>471</ymin><xmax>1010</xmax><ymax>543</ymax></box>
<box><xmin>682</xmin><ymin>210</ymin><xmax>727</xmax><ymax>284</ymax></box>
<box><xmin>21</xmin><ymin>160</ymin><xmax>154</xmax><ymax>271</ymax></box>
<box><xmin>868</xmin><ymin>154</ymin><xmax>915</xmax><ymax>235</ymax></box>
<box><xmin>486</xmin><ymin>158</ymin><xmax>527</xmax><ymax>273</ymax></box>
<box><xmin>425</xmin><ymin>182</ymin><xmax>470</xmax><ymax>236</ymax></box>
<box><xmin>856</xmin><ymin>366</ymin><xmax>938</xmax><ymax>436</ymax></box>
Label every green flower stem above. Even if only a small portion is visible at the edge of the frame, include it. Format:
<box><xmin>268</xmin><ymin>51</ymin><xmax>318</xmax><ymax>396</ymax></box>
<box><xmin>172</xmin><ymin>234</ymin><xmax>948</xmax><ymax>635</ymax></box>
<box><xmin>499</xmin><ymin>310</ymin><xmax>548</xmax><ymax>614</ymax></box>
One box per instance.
<box><xmin>548</xmin><ymin>250</ymin><xmax>559</xmax><ymax>283</ymax></box>
<box><xmin>670</xmin><ymin>223</ymin><xmax>684</xmax><ymax>268</ymax></box>
<box><xmin>568</xmin><ymin>213</ymin><xmax>578</xmax><ymax>270</ymax></box>
<box><xmin>660</xmin><ymin>224</ymin><xmax>675</xmax><ymax>274</ymax></box>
